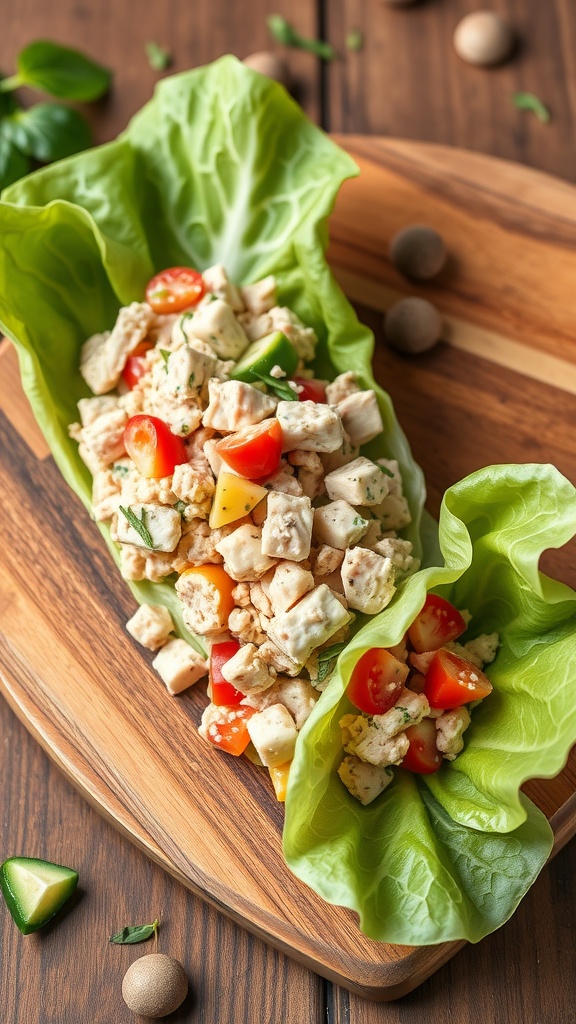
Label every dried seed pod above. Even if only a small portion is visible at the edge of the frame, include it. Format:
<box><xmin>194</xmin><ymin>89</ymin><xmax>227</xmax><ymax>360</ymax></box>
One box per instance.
<box><xmin>384</xmin><ymin>297</ymin><xmax>442</xmax><ymax>354</ymax></box>
<box><xmin>243</xmin><ymin>51</ymin><xmax>291</xmax><ymax>88</ymax></box>
<box><xmin>453</xmin><ymin>11</ymin><xmax>515</xmax><ymax>67</ymax></box>
<box><xmin>390</xmin><ymin>225</ymin><xmax>447</xmax><ymax>281</ymax></box>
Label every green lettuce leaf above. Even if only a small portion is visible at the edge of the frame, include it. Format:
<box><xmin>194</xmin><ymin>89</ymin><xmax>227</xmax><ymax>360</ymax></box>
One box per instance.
<box><xmin>0</xmin><ymin>56</ymin><xmax>428</xmax><ymax>649</ymax></box>
<box><xmin>284</xmin><ymin>463</ymin><xmax>576</xmax><ymax>944</ymax></box>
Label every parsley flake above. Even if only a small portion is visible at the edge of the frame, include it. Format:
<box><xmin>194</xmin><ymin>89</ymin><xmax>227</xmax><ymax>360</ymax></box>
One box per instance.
<box><xmin>119</xmin><ymin>505</ymin><xmax>155</xmax><ymax>548</ymax></box>
<box><xmin>251</xmin><ymin>370</ymin><xmax>299</xmax><ymax>401</ymax></box>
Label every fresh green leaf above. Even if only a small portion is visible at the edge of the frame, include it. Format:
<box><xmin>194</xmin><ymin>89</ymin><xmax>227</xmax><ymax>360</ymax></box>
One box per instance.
<box><xmin>267</xmin><ymin>14</ymin><xmax>337</xmax><ymax>60</ymax></box>
<box><xmin>145</xmin><ymin>42</ymin><xmax>172</xmax><ymax>72</ymax></box>
<box><xmin>251</xmin><ymin>369</ymin><xmax>299</xmax><ymax>401</ymax></box>
<box><xmin>512</xmin><ymin>92</ymin><xmax>551</xmax><ymax>124</ymax></box>
<box><xmin>0</xmin><ymin>123</ymin><xmax>30</xmax><ymax>191</ymax></box>
<box><xmin>173</xmin><ymin>499</ymin><xmax>188</xmax><ymax>518</ymax></box>
<box><xmin>119</xmin><ymin>506</ymin><xmax>155</xmax><ymax>549</ymax></box>
<box><xmin>284</xmin><ymin>463</ymin><xmax>576</xmax><ymax>944</ymax></box>
<box><xmin>3</xmin><ymin>40</ymin><xmax>111</xmax><ymax>101</ymax></box>
<box><xmin>377</xmin><ymin>463</ymin><xmax>394</xmax><ymax>477</ymax></box>
<box><xmin>316</xmin><ymin>641</ymin><xmax>348</xmax><ymax>683</ymax></box>
<box><xmin>345</xmin><ymin>29</ymin><xmax>364</xmax><ymax>52</ymax></box>
<box><xmin>4</xmin><ymin>103</ymin><xmax>92</xmax><ymax>162</ymax></box>
<box><xmin>159</xmin><ymin>348</ymin><xmax>171</xmax><ymax>370</ymax></box>
<box><xmin>110</xmin><ymin>918</ymin><xmax>159</xmax><ymax>945</ymax></box>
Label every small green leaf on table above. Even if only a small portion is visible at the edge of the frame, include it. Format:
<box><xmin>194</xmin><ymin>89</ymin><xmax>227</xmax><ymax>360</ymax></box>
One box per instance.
<box><xmin>0</xmin><ymin>40</ymin><xmax>111</xmax><ymax>101</ymax></box>
<box><xmin>512</xmin><ymin>92</ymin><xmax>551</xmax><ymax>123</ymax></box>
<box><xmin>5</xmin><ymin>104</ymin><xmax>92</xmax><ymax>162</ymax></box>
<box><xmin>110</xmin><ymin>918</ymin><xmax>159</xmax><ymax>945</ymax></box>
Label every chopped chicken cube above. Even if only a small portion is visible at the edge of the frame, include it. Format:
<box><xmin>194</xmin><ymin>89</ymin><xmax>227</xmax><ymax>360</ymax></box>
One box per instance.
<box><xmin>325</xmin><ymin>371</ymin><xmax>361</xmax><ymax>406</ymax></box>
<box><xmin>373</xmin><ymin>535</ymin><xmax>419</xmax><ymax>576</ymax></box>
<box><xmin>276</xmin><ymin>400</ymin><xmax>343</xmax><ymax>453</ymax></box>
<box><xmin>77</xmin><ymin>394</ymin><xmax>120</xmax><ymax>427</ymax></box>
<box><xmin>184</xmin><ymin>299</ymin><xmax>249</xmax><ymax>360</ymax></box>
<box><xmin>241</xmin><ymin>676</ymin><xmax>318</xmax><ymax>730</ymax></box>
<box><xmin>202</xmin><ymin>263</ymin><xmax>244</xmax><ymax>311</ymax></box>
<box><xmin>435</xmin><ymin>707</ymin><xmax>471</xmax><ymax>760</ymax></box>
<box><xmin>337</xmin><ymin>390</ymin><xmax>383</xmax><ymax>447</ymax></box>
<box><xmin>152</xmin><ymin>638</ymin><xmax>208</xmax><ymax>695</ymax></box>
<box><xmin>261</xmin><ymin>491</ymin><xmax>313</xmax><ymax>562</ymax></box>
<box><xmin>176</xmin><ymin>569</ymin><xmax>231</xmax><ymax>636</ymax></box>
<box><xmin>257</xmin><ymin>639</ymin><xmax>302</xmax><ymax>677</ymax></box>
<box><xmin>371</xmin><ymin>493</ymin><xmax>412</xmax><ymax>532</ymax></box>
<box><xmin>221</xmin><ymin>642</ymin><xmax>276</xmax><ymax>695</ymax></box>
<box><xmin>215</xmin><ymin>524</ymin><xmax>276</xmax><ymax>581</ymax></box>
<box><xmin>246</xmin><ymin>703</ymin><xmax>299</xmax><ymax>768</ymax></box>
<box><xmin>311</xmin><ymin>544</ymin><xmax>344</xmax><ymax>577</ymax></box>
<box><xmin>324</xmin><ymin>457</ymin><xmax>389</xmax><ymax>507</ymax></box>
<box><xmin>320</xmin><ymin>433</ymin><xmax>359</xmax><ymax>475</ymax></box>
<box><xmin>313</xmin><ymin>501</ymin><xmax>369</xmax><ymax>550</ymax></box>
<box><xmin>72</xmin><ymin>407</ymin><xmax>128</xmax><ymax>474</ymax></box>
<box><xmin>267</xmin><ymin>584</ymin><xmax>351</xmax><ymax>665</ymax></box>
<box><xmin>287</xmin><ymin>449</ymin><xmax>325</xmax><ymax>500</ymax></box>
<box><xmin>116</xmin><ymin>503</ymin><xmax>182</xmax><ymax>553</ymax></box>
<box><xmin>228</xmin><ymin>605</ymin><xmax>268</xmax><ymax>646</ymax></box>
<box><xmin>268</xmin><ymin>306</ymin><xmax>317</xmax><ymax>362</ymax></box>
<box><xmin>341</xmin><ymin>547</ymin><xmax>396</xmax><ymax>615</ymax></box>
<box><xmin>80</xmin><ymin>302</ymin><xmax>156</xmax><ymax>394</ymax></box>
<box><xmin>203</xmin><ymin>379</ymin><xmax>276</xmax><ymax>432</ymax></box>
<box><xmin>340</xmin><ymin>690</ymin><xmax>429</xmax><ymax>766</ymax></box>
<box><xmin>338</xmin><ymin>755</ymin><xmax>394</xmax><ymax>805</ymax></box>
<box><xmin>163</xmin><ymin>343</ymin><xmax>217</xmax><ymax>395</ymax></box>
<box><xmin>171</xmin><ymin>462</ymin><xmax>215</xmax><ymax>512</ymax></box>
<box><xmin>125</xmin><ymin>603</ymin><xmax>174</xmax><ymax>650</ymax></box>
<box><xmin>241</xmin><ymin>275</ymin><xmax>277</xmax><ymax>315</ymax></box>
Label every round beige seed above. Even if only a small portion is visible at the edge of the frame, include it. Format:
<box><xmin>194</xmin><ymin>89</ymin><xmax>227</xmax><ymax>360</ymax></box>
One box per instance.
<box><xmin>453</xmin><ymin>11</ymin><xmax>515</xmax><ymax>67</ymax></box>
<box><xmin>122</xmin><ymin>953</ymin><xmax>188</xmax><ymax>1019</ymax></box>
<box><xmin>384</xmin><ymin>297</ymin><xmax>442</xmax><ymax>354</ymax></box>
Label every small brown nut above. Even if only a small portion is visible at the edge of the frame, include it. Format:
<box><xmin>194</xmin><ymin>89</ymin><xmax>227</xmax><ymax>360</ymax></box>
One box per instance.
<box><xmin>453</xmin><ymin>11</ymin><xmax>515</xmax><ymax>67</ymax></box>
<box><xmin>389</xmin><ymin>225</ymin><xmax>446</xmax><ymax>281</ymax></box>
<box><xmin>384</xmin><ymin>297</ymin><xmax>442</xmax><ymax>354</ymax></box>
<box><xmin>243</xmin><ymin>51</ymin><xmax>291</xmax><ymax>88</ymax></box>
<box><xmin>122</xmin><ymin>953</ymin><xmax>188</xmax><ymax>1019</ymax></box>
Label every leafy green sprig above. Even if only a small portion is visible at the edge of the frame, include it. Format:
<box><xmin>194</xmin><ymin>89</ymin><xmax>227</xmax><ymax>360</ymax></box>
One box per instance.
<box><xmin>0</xmin><ymin>40</ymin><xmax>111</xmax><ymax>191</ymax></box>
<box><xmin>110</xmin><ymin>918</ymin><xmax>159</xmax><ymax>945</ymax></box>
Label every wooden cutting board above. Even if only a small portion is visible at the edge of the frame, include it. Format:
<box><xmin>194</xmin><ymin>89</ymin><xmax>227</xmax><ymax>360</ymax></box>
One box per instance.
<box><xmin>1</xmin><ymin>136</ymin><xmax>576</xmax><ymax>1002</ymax></box>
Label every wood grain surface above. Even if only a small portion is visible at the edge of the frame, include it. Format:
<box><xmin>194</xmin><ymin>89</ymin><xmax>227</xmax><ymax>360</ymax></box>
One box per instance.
<box><xmin>2</xmin><ymin>2</ymin><xmax>576</xmax><ymax>1022</ymax></box>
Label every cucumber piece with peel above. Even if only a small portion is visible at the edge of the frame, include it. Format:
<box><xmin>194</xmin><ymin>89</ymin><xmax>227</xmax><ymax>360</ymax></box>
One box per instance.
<box><xmin>0</xmin><ymin>856</ymin><xmax>78</xmax><ymax>934</ymax></box>
<box><xmin>231</xmin><ymin>330</ymin><xmax>298</xmax><ymax>382</ymax></box>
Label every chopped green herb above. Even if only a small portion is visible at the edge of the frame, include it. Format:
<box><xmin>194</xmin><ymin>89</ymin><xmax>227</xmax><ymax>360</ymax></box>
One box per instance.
<box><xmin>110</xmin><ymin>918</ymin><xmax>159</xmax><ymax>945</ymax></box>
<box><xmin>346</xmin><ymin>29</ymin><xmax>363</xmax><ymax>52</ymax></box>
<box><xmin>188</xmin><ymin>372</ymin><xmax>195</xmax><ymax>387</ymax></box>
<box><xmin>179</xmin><ymin>311</ymin><xmax>194</xmax><ymax>343</ymax></box>
<box><xmin>377</xmin><ymin>464</ymin><xmax>394</xmax><ymax>478</ymax></box>
<box><xmin>119</xmin><ymin>505</ymin><xmax>155</xmax><ymax>548</ymax></box>
<box><xmin>145</xmin><ymin>41</ymin><xmax>172</xmax><ymax>72</ymax></box>
<box><xmin>317</xmin><ymin>641</ymin><xmax>348</xmax><ymax>683</ymax></box>
<box><xmin>251</xmin><ymin>369</ymin><xmax>299</xmax><ymax>401</ymax></box>
<box><xmin>512</xmin><ymin>92</ymin><xmax>551</xmax><ymax>124</ymax></box>
<box><xmin>267</xmin><ymin>14</ymin><xmax>337</xmax><ymax>60</ymax></box>
<box><xmin>174</xmin><ymin>499</ymin><xmax>188</xmax><ymax>518</ymax></box>
<box><xmin>352</xmin><ymin>515</ymin><xmax>366</xmax><ymax>526</ymax></box>
<box><xmin>112</xmin><ymin>463</ymin><xmax>130</xmax><ymax>477</ymax></box>
<box><xmin>159</xmin><ymin>348</ymin><xmax>171</xmax><ymax>371</ymax></box>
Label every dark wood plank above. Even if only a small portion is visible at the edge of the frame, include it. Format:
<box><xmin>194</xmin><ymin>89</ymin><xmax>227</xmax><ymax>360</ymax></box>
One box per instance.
<box><xmin>325</xmin><ymin>0</ymin><xmax>576</xmax><ymax>182</ymax></box>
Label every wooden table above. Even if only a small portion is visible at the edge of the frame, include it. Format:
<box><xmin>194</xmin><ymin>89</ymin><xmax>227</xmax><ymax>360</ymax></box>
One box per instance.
<box><xmin>2</xmin><ymin>2</ymin><xmax>576</xmax><ymax>1021</ymax></box>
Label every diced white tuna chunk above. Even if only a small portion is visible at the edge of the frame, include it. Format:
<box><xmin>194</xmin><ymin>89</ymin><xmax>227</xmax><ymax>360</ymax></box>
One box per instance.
<box><xmin>267</xmin><ymin>561</ymin><xmax>315</xmax><ymax>613</ymax></box>
<box><xmin>116</xmin><ymin>503</ymin><xmax>182</xmax><ymax>553</ymax></box>
<box><xmin>340</xmin><ymin>690</ymin><xmax>430</xmax><ymax>766</ymax></box>
<box><xmin>337</xmin><ymin>755</ymin><xmax>394</xmax><ymax>805</ymax></box>
<box><xmin>241</xmin><ymin>676</ymin><xmax>318</xmax><ymax>730</ymax></box>
<box><xmin>261</xmin><ymin>491</ymin><xmax>313</xmax><ymax>562</ymax></box>
<box><xmin>276</xmin><ymin>400</ymin><xmax>343</xmax><ymax>453</ymax></box>
<box><xmin>215</xmin><ymin>524</ymin><xmax>276</xmax><ymax>581</ymax></box>
<box><xmin>373</xmin><ymin>535</ymin><xmax>419</xmax><ymax>576</ymax></box>
<box><xmin>202</xmin><ymin>263</ymin><xmax>244</xmax><ymax>311</ymax></box>
<box><xmin>371</xmin><ymin>493</ymin><xmax>412</xmax><ymax>532</ymax></box>
<box><xmin>246</xmin><ymin>703</ymin><xmax>298</xmax><ymax>768</ymax></box>
<box><xmin>267</xmin><ymin>584</ymin><xmax>352</xmax><ymax>665</ymax></box>
<box><xmin>341</xmin><ymin>547</ymin><xmax>396</xmax><ymax>615</ymax></box>
<box><xmin>324</xmin><ymin>457</ymin><xmax>389</xmax><ymax>507</ymax></box>
<box><xmin>241</xmin><ymin>275</ymin><xmax>277</xmax><ymax>315</ymax></box>
<box><xmin>176</xmin><ymin>569</ymin><xmax>231</xmax><ymax>636</ymax></box>
<box><xmin>125</xmin><ymin>603</ymin><xmax>174</xmax><ymax>650</ymax></box>
<box><xmin>220</xmin><ymin>642</ymin><xmax>276</xmax><ymax>695</ymax></box>
<box><xmin>311</xmin><ymin>545</ymin><xmax>344</xmax><ymax>577</ymax></box>
<box><xmin>313</xmin><ymin>501</ymin><xmax>369</xmax><ymax>550</ymax></box>
<box><xmin>163</xmin><ymin>343</ymin><xmax>217</xmax><ymax>395</ymax></box>
<box><xmin>337</xmin><ymin>390</ymin><xmax>383</xmax><ymax>447</ymax></box>
<box><xmin>152</xmin><ymin>638</ymin><xmax>208</xmax><ymax>695</ymax></box>
<box><xmin>325</xmin><ymin>371</ymin><xmax>361</xmax><ymax>406</ymax></box>
<box><xmin>463</xmin><ymin>632</ymin><xmax>500</xmax><ymax>668</ymax></box>
<box><xmin>320</xmin><ymin>432</ymin><xmax>359</xmax><ymax>475</ymax></box>
<box><xmin>435</xmin><ymin>707</ymin><xmax>471</xmax><ymax>760</ymax></box>
<box><xmin>375</xmin><ymin>458</ymin><xmax>403</xmax><ymax>495</ymax></box>
<box><xmin>203</xmin><ymin>379</ymin><xmax>276</xmax><ymax>432</ymax></box>
<box><xmin>80</xmin><ymin>302</ymin><xmax>156</xmax><ymax>394</ymax></box>
<box><xmin>185</xmin><ymin>299</ymin><xmax>249</xmax><ymax>360</ymax></box>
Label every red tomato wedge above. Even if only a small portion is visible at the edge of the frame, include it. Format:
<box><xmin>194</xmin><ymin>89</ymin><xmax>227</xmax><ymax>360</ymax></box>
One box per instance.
<box><xmin>145</xmin><ymin>266</ymin><xmax>205</xmax><ymax>314</ymax></box>
<box><xmin>209</xmin><ymin>640</ymin><xmax>244</xmax><ymax>706</ymax></box>
<box><xmin>407</xmin><ymin>594</ymin><xmax>467</xmax><ymax>653</ymax></box>
<box><xmin>293</xmin><ymin>377</ymin><xmax>327</xmax><ymax>403</ymax></box>
<box><xmin>347</xmin><ymin>648</ymin><xmax>409</xmax><ymax>716</ymax></box>
<box><xmin>204</xmin><ymin>706</ymin><xmax>256</xmax><ymax>756</ymax></box>
<box><xmin>213</xmin><ymin>419</ymin><xmax>283</xmax><ymax>480</ymax></box>
<box><xmin>401</xmin><ymin>718</ymin><xmax>443</xmax><ymax>774</ymax></box>
<box><xmin>424</xmin><ymin>649</ymin><xmax>493</xmax><ymax>709</ymax></box>
<box><xmin>123</xmin><ymin>414</ymin><xmax>189</xmax><ymax>478</ymax></box>
<box><xmin>121</xmin><ymin>342</ymin><xmax>154</xmax><ymax>389</ymax></box>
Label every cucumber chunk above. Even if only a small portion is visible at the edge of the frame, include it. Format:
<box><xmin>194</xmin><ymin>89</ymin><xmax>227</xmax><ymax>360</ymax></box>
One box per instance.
<box><xmin>231</xmin><ymin>330</ymin><xmax>298</xmax><ymax>382</ymax></box>
<box><xmin>0</xmin><ymin>856</ymin><xmax>78</xmax><ymax>934</ymax></box>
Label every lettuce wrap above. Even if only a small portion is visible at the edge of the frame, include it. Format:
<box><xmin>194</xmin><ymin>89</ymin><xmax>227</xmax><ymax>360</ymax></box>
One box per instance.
<box><xmin>0</xmin><ymin>56</ymin><xmax>574</xmax><ymax>948</ymax></box>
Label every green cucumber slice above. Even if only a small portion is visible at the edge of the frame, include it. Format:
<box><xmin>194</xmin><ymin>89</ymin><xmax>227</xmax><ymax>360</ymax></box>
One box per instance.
<box><xmin>0</xmin><ymin>856</ymin><xmax>78</xmax><ymax>934</ymax></box>
<box><xmin>231</xmin><ymin>330</ymin><xmax>298</xmax><ymax>382</ymax></box>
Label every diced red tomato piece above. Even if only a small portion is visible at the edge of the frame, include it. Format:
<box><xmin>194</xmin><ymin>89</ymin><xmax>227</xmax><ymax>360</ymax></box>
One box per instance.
<box><xmin>205</xmin><ymin>706</ymin><xmax>256</xmax><ymax>756</ymax></box>
<box><xmin>121</xmin><ymin>342</ymin><xmax>154</xmax><ymax>389</ymax></box>
<box><xmin>209</xmin><ymin>640</ymin><xmax>244</xmax><ymax>706</ymax></box>
<box><xmin>401</xmin><ymin>718</ymin><xmax>442</xmax><ymax>774</ymax></box>
<box><xmin>213</xmin><ymin>419</ymin><xmax>283</xmax><ymax>480</ymax></box>
<box><xmin>145</xmin><ymin>266</ymin><xmax>205</xmax><ymax>314</ymax></box>
<box><xmin>424</xmin><ymin>649</ymin><xmax>493</xmax><ymax>709</ymax></box>
<box><xmin>123</xmin><ymin>414</ymin><xmax>189</xmax><ymax>478</ymax></box>
<box><xmin>407</xmin><ymin>594</ymin><xmax>467</xmax><ymax>654</ymax></box>
<box><xmin>293</xmin><ymin>378</ymin><xmax>327</xmax><ymax>403</ymax></box>
<box><xmin>347</xmin><ymin>648</ymin><xmax>409</xmax><ymax>716</ymax></box>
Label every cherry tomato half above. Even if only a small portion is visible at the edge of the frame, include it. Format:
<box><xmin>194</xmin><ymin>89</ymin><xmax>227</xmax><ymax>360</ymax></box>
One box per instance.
<box><xmin>145</xmin><ymin>266</ymin><xmax>205</xmax><ymax>314</ymax></box>
<box><xmin>214</xmin><ymin>419</ymin><xmax>283</xmax><ymax>480</ymax></box>
<box><xmin>293</xmin><ymin>378</ymin><xmax>327</xmax><ymax>403</ymax></box>
<box><xmin>407</xmin><ymin>594</ymin><xmax>467</xmax><ymax>654</ymax></box>
<box><xmin>347</xmin><ymin>648</ymin><xmax>409</xmax><ymax>716</ymax></box>
<box><xmin>401</xmin><ymin>718</ymin><xmax>442</xmax><ymax>775</ymax></box>
<box><xmin>123</xmin><ymin>414</ymin><xmax>189</xmax><ymax>478</ymax></box>
<box><xmin>424</xmin><ymin>649</ymin><xmax>493</xmax><ymax>710</ymax></box>
<box><xmin>209</xmin><ymin>640</ymin><xmax>244</xmax><ymax>706</ymax></box>
<box><xmin>121</xmin><ymin>342</ymin><xmax>154</xmax><ymax>390</ymax></box>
